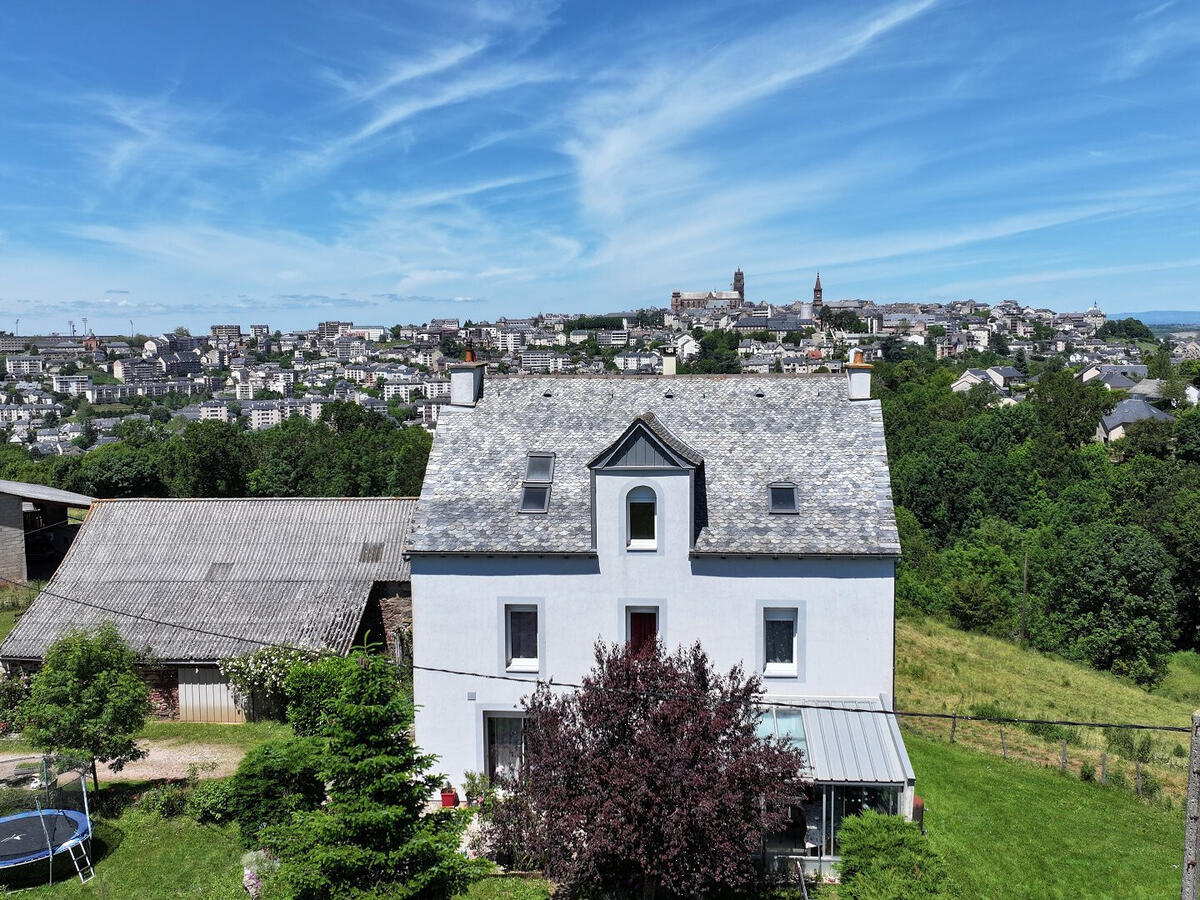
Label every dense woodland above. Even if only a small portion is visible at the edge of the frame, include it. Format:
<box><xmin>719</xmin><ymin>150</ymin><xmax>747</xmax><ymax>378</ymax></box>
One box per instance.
<box><xmin>0</xmin><ymin>402</ymin><xmax>433</xmax><ymax>499</ymax></box>
<box><xmin>880</xmin><ymin>350</ymin><xmax>1200</xmax><ymax>686</ymax></box>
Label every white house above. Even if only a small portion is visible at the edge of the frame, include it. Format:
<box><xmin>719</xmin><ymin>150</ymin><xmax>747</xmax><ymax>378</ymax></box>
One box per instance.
<box><xmin>409</xmin><ymin>364</ymin><xmax>912</xmax><ymax>870</ymax></box>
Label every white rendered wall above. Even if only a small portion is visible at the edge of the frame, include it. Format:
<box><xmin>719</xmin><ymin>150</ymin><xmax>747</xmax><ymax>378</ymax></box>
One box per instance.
<box><xmin>411</xmin><ymin>468</ymin><xmax>896</xmax><ymax>788</ymax></box>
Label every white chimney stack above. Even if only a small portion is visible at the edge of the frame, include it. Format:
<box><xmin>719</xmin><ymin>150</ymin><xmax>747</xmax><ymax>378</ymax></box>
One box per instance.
<box><xmin>846</xmin><ymin>348</ymin><xmax>872</xmax><ymax>401</ymax></box>
<box><xmin>662</xmin><ymin>347</ymin><xmax>677</xmax><ymax>376</ymax></box>
<box><xmin>449</xmin><ymin>362</ymin><xmax>485</xmax><ymax>406</ymax></box>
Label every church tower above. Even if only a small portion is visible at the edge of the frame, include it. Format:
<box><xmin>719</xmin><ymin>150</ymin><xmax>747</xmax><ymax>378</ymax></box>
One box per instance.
<box><xmin>733</xmin><ymin>268</ymin><xmax>745</xmax><ymax>301</ymax></box>
<box><xmin>813</xmin><ymin>272</ymin><xmax>823</xmax><ymax>303</ymax></box>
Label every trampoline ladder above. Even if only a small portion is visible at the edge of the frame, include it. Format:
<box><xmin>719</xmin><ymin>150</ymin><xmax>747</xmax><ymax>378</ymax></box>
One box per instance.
<box><xmin>67</xmin><ymin>842</ymin><xmax>93</xmax><ymax>883</ymax></box>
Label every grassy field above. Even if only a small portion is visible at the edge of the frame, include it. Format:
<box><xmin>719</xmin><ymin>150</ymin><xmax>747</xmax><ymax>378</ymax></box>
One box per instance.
<box><xmin>896</xmin><ymin>618</ymin><xmax>1195</xmax><ymax>801</ymax></box>
<box><xmin>908</xmin><ymin>733</ymin><xmax>1182</xmax><ymax>898</ymax></box>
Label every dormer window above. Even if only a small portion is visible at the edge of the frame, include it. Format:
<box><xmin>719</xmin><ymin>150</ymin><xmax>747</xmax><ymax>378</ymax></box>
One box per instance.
<box><xmin>519</xmin><ymin>452</ymin><xmax>554</xmax><ymax>513</ymax></box>
<box><xmin>768</xmin><ymin>482</ymin><xmax>798</xmax><ymax>514</ymax></box>
<box><xmin>627</xmin><ymin>486</ymin><xmax>657</xmax><ymax>550</ymax></box>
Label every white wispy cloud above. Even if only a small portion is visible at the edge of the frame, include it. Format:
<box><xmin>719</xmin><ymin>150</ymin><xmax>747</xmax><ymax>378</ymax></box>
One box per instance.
<box><xmin>565</xmin><ymin>0</ymin><xmax>939</xmax><ymax>220</ymax></box>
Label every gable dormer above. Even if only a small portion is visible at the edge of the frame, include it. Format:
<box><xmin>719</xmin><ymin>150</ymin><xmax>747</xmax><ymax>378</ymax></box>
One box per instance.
<box><xmin>587</xmin><ymin>412</ymin><xmax>703</xmax><ymax>555</ymax></box>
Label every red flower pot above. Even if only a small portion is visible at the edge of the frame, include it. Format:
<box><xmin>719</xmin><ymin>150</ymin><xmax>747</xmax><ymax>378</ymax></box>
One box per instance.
<box><xmin>440</xmin><ymin>788</ymin><xmax>459</xmax><ymax>808</ymax></box>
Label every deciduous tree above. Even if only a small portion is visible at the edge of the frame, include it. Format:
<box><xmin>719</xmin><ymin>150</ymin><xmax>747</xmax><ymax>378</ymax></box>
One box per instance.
<box><xmin>495</xmin><ymin>641</ymin><xmax>807</xmax><ymax>899</ymax></box>
<box><xmin>22</xmin><ymin>622</ymin><xmax>150</xmax><ymax>791</ymax></box>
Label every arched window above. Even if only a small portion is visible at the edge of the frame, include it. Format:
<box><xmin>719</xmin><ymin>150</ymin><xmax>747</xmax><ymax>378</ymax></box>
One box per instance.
<box><xmin>626</xmin><ymin>486</ymin><xmax>657</xmax><ymax>550</ymax></box>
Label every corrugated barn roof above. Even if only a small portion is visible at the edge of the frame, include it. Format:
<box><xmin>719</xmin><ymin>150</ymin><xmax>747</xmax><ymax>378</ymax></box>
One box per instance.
<box><xmin>1</xmin><ymin>497</ymin><xmax>416</xmax><ymax>662</ymax></box>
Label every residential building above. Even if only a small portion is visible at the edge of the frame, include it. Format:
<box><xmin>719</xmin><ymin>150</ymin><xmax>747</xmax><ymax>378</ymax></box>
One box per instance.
<box><xmin>210</xmin><ymin>324</ymin><xmax>243</xmax><ymax>344</ymax></box>
<box><xmin>5</xmin><ymin>356</ymin><xmax>43</xmax><ymax>377</ymax></box>
<box><xmin>50</xmin><ymin>375</ymin><xmax>91</xmax><ymax>396</ymax></box>
<box><xmin>1096</xmin><ymin>399</ymin><xmax>1174</xmax><ymax>442</ymax></box>
<box><xmin>409</xmin><ymin>364</ymin><xmax>911</xmax><ymax>870</ymax></box>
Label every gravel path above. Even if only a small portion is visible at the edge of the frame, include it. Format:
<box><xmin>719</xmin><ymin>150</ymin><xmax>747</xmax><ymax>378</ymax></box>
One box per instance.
<box><xmin>99</xmin><ymin>741</ymin><xmax>246</xmax><ymax>781</ymax></box>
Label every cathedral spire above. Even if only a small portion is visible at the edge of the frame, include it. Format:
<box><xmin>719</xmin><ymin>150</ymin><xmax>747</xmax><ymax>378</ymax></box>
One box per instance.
<box><xmin>813</xmin><ymin>272</ymin><xmax>822</xmax><ymax>303</ymax></box>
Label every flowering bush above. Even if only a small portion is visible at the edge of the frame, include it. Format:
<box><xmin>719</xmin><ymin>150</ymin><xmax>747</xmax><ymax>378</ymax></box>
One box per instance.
<box><xmin>219</xmin><ymin>646</ymin><xmax>315</xmax><ymax>721</ymax></box>
<box><xmin>0</xmin><ymin>671</ymin><xmax>31</xmax><ymax>736</ymax></box>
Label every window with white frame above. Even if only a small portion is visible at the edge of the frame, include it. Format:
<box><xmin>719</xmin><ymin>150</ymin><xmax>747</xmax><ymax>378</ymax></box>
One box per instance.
<box><xmin>763</xmin><ymin>607</ymin><xmax>798</xmax><ymax>676</ymax></box>
<box><xmin>505</xmin><ymin>604</ymin><xmax>539</xmax><ymax>671</ymax></box>
<box><xmin>626</xmin><ymin>485</ymin><xmax>657</xmax><ymax>550</ymax></box>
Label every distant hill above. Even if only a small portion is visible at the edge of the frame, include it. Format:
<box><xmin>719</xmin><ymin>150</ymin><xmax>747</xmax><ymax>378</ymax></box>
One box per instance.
<box><xmin>1110</xmin><ymin>309</ymin><xmax>1200</xmax><ymax>325</ymax></box>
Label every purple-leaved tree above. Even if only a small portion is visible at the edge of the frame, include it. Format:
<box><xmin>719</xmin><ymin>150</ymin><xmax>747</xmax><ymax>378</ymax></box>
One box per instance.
<box><xmin>490</xmin><ymin>640</ymin><xmax>808</xmax><ymax>899</ymax></box>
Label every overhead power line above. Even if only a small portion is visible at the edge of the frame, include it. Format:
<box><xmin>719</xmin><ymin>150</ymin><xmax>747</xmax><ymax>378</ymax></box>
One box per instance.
<box><xmin>0</xmin><ymin>574</ymin><xmax>1189</xmax><ymax>734</ymax></box>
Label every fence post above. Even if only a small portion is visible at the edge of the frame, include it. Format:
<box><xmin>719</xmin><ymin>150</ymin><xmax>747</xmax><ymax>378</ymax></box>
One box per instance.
<box><xmin>1101</xmin><ymin>752</ymin><xmax>1107</xmax><ymax>784</ymax></box>
<box><xmin>1182</xmin><ymin>710</ymin><xmax>1200</xmax><ymax>900</ymax></box>
<box><xmin>949</xmin><ymin>715</ymin><xmax>957</xmax><ymax>744</ymax></box>
<box><xmin>1061</xmin><ymin>741</ymin><xmax>1067</xmax><ymax>773</ymax></box>
<box><xmin>1137</xmin><ymin>762</ymin><xmax>1143</xmax><ymax>797</ymax></box>
<box><xmin>1000</xmin><ymin>728</ymin><xmax>1007</xmax><ymax>759</ymax></box>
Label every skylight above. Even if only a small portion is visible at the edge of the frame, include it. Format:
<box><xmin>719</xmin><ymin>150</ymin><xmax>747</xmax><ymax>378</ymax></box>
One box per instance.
<box><xmin>768</xmin><ymin>483</ymin><xmax>798</xmax><ymax>514</ymax></box>
<box><xmin>520</xmin><ymin>484</ymin><xmax>550</xmax><ymax>513</ymax></box>
<box><xmin>525</xmin><ymin>452</ymin><xmax>555</xmax><ymax>482</ymax></box>
<box><xmin>519</xmin><ymin>452</ymin><xmax>555</xmax><ymax>513</ymax></box>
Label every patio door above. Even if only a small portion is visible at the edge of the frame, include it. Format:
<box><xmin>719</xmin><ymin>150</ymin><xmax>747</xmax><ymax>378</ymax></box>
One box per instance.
<box><xmin>486</xmin><ymin>714</ymin><xmax>523</xmax><ymax>781</ymax></box>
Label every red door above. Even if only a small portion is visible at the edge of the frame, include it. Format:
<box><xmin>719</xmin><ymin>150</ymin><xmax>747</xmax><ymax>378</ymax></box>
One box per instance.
<box><xmin>629</xmin><ymin>611</ymin><xmax>658</xmax><ymax>655</ymax></box>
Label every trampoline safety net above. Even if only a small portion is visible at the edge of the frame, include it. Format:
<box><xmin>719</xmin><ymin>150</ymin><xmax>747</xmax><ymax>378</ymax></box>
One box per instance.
<box><xmin>0</xmin><ymin>755</ymin><xmax>93</xmax><ymax>885</ymax></box>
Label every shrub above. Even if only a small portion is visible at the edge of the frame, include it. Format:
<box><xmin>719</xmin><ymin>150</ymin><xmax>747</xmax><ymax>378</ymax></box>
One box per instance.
<box><xmin>186</xmin><ymin>778</ymin><xmax>236</xmax><ymax>824</ymax></box>
<box><xmin>283</xmin><ymin>655</ymin><xmax>347</xmax><ymax>737</ymax></box>
<box><xmin>838</xmin><ymin>810</ymin><xmax>947</xmax><ymax>899</ymax></box>
<box><xmin>137</xmin><ymin>782</ymin><xmax>188</xmax><ymax>818</ymax></box>
<box><xmin>0</xmin><ymin>671</ymin><xmax>30</xmax><ymax>735</ymax></box>
<box><xmin>1108</xmin><ymin>770</ymin><xmax>1128</xmax><ymax>789</ymax></box>
<box><xmin>228</xmin><ymin>738</ymin><xmax>325</xmax><ymax>846</ymax></box>
<box><xmin>219</xmin><ymin>645</ymin><xmax>316</xmax><ymax>721</ymax></box>
<box><xmin>1080</xmin><ymin>761</ymin><xmax>1096</xmax><ymax>782</ymax></box>
<box><xmin>1134</xmin><ymin>733</ymin><xmax>1155</xmax><ymax>764</ymax></box>
<box><xmin>1025</xmin><ymin>720</ymin><xmax>1082</xmax><ymax>746</ymax></box>
<box><xmin>1104</xmin><ymin>727</ymin><xmax>1135</xmax><ymax>758</ymax></box>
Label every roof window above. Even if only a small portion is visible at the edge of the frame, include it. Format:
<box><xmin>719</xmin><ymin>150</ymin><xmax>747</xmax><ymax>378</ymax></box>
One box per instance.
<box><xmin>768</xmin><ymin>483</ymin><xmax>798</xmax><ymax>514</ymax></box>
<box><xmin>525</xmin><ymin>452</ymin><xmax>555</xmax><ymax>483</ymax></box>
<box><xmin>519</xmin><ymin>484</ymin><xmax>551</xmax><ymax>513</ymax></box>
<box><xmin>519</xmin><ymin>452</ymin><xmax>555</xmax><ymax>513</ymax></box>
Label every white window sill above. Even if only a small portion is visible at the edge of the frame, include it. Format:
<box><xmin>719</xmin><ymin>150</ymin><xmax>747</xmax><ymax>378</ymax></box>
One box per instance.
<box><xmin>763</xmin><ymin>665</ymin><xmax>798</xmax><ymax>679</ymax></box>
<box><xmin>506</xmin><ymin>661</ymin><xmax>540</xmax><ymax>674</ymax></box>
<box><xmin>626</xmin><ymin>540</ymin><xmax>657</xmax><ymax>552</ymax></box>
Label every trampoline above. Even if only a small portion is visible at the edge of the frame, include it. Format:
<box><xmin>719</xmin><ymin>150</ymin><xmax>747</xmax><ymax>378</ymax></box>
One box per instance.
<box><xmin>0</xmin><ymin>757</ymin><xmax>94</xmax><ymax>885</ymax></box>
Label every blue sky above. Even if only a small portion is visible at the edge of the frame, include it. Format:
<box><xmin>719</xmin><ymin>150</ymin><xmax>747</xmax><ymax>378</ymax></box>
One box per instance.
<box><xmin>0</xmin><ymin>0</ymin><xmax>1198</xmax><ymax>335</ymax></box>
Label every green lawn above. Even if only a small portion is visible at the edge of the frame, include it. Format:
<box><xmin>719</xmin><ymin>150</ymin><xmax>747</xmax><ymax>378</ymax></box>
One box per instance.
<box><xmin>138</xmin><ymin>720</ymin><xmax>293</xmax><ymax>750</ymax></box>
<box><xmin>908</xmin><ymin>733</ymin><xmax>1183</xmax><ymax>899</ymax></box>
<box><xmin>1</xmin><ymin>800</ymin><xmax>244</xmax><ymax>898</ymax></box>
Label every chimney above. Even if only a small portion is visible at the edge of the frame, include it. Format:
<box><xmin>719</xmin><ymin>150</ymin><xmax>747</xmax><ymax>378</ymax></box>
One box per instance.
<box><xmin>662</xmin><ymin>347</ymin><xmax>677</xmax><ymax>376</ymax></box>
<box><xmin>846</xmin><ymin>348</ymin><xmax>872</xmax><ymax>401</ymax></box>
<box><xmin>449</xmin><ymin>362</ymin><xmax>485</xmax><ymax>407</ymax></box>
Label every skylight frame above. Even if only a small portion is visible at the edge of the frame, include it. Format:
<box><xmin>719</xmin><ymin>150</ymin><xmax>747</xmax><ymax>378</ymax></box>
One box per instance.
<box><xmin>524</xmin><ymin>452</ymin><xmax>556</xmax><ymax>483</ymax></box>
<box><xmin>768</xmin><ymin>482</ymin><xmax>799</xmax><ymax>515</ymax></box>
<box><xmin>519</xmin><ymin>484</ymin><xmax>551</xmax><ymax>514</ymax></box>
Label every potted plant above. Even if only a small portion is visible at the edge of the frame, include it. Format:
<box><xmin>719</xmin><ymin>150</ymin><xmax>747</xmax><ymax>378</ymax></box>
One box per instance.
<box><xmin>461</xmin><ymin>770</ymin><xmax>489</xmax><ymax>807</ymax></box>
<box><xmin>440</xmin><ymin>781</ymin><xmax>459</xmax><ymax>808</ymax></box>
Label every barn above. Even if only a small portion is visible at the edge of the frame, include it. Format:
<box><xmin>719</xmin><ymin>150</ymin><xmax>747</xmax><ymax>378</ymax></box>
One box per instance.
<box><xmin>0</xmin><ymin>497</ymin><xmax>416</xmax><ymax>722</ymax></box>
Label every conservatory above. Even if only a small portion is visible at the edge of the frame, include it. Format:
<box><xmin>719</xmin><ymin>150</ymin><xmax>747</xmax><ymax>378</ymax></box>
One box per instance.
<box><xmin>758</xmin><ymin>697</ymin><xmax>916</xmax><ymax>873</ymax></box>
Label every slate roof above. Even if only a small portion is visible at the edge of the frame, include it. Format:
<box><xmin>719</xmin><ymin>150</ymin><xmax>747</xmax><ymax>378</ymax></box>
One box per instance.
<box><xmin>408</xmin><ymin>374</ymin><xmax>900</xmax><ymax>557</ymax></box>
<box><xmin>1101</xmin><ymin>398</ymin><xmax>1174</xmax><ymax>432</ymax></box>
<box><xmin>1</xmin><ymin>497</ymin><xmax>416</xmax><ymax>662</ymax></box>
